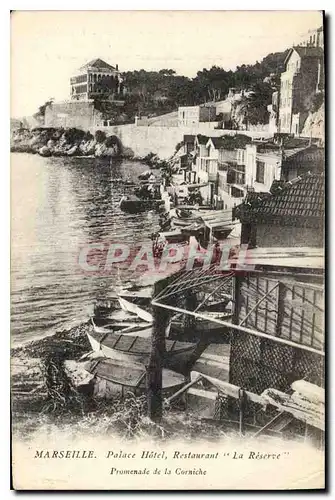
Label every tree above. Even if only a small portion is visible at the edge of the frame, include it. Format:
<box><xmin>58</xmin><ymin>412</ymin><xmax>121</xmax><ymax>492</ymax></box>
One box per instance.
<box><xmin>236</xmin><ymin>82</ymin><xmax>273</xmax><ymax>127</ymax></box>
<box><xmin>90</xmin><ymin>47</ymin><xmax>287</xmax><ymax>125</ymax></box>
<box><xmin>35</xmin><ymin>98</ymin><xmax>54</xmax><ymax>118</ymax></box>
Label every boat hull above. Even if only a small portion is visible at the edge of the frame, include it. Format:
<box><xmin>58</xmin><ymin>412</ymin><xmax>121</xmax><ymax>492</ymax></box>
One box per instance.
<box><xmin>85</xmin><ymin>357</ymin><xmax>185</xmax><ymax>398</ymax></box>
<box><xmin>118</xmin><ymin>296</ymin><xmax>153</xmax><ymax>323</ymax></box>
<box><xmin>86</xmin><ymin>330</ymin><xmax>206</xmax><ymax>374</ymax></box>
<box><xmin>170</xmin><ymin>314</ymin><xmax>233</xmax><ymax>343</ymax></box>
<box><xmin>120</xmin><ymin>197</ymin><xmax>164</xmax><ymax>214</ymax></box>
<box><xmin>89</xmin><ymin>322</ymin><xmax>153</xmax><ymax>338</ymax></box>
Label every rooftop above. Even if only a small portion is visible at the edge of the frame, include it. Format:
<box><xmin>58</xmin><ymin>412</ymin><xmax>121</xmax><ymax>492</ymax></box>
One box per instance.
<box><xmin>208</xmin><ymin>137</ymin><xmax>226</xmax><ymax>149</ymax></box>
<box><xmin>80</xmin><ymin>58</ymin><xmax>117</xmax><ymax>72</ymax></box>
<box><xmin>196</xmin><ymin>134</ymin><xmax>209</xmax><ymax>145</ymax></box>
<box><xmin>285</xmin><ymin>46</ymin><xmax>324</xmax><ymax>65</ymax></box>
<box><xmin>234</xmin><ymin>172</ymin><xmax>324</xmax><ymax>227</ymax></box>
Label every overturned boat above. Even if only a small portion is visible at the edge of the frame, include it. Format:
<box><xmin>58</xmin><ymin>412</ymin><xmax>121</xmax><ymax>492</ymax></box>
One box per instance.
<box><xmin>85</xmin><ymin>357</ymin><xmax>186</xmax><ymax>398</ymax></box>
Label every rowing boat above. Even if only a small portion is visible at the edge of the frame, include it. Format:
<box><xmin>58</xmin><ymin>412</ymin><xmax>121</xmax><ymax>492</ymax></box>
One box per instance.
<box><xmin>118</xmin><ymin>286</ymin><xmax>152</xmax><ymax>306</ymax></box>
<box><xmin>170</xmin><ymin>311</ymin><xmax>233</xmax><ymax>341</ymax></box>
<box><xmin>86</xmin><ymin>330</ymin><xmax>207</xmax><ymax>373</ymax></box>
<box><xmin>119</xmin><ymin>195</ymin><xmax>164</xmax><ymax>214</ymax></box>
<box><xmin>90</xmin><ymin>317</ymin><xmax>152</xmax><ymax>337</ymax></box>
<box><xmin>118</xmin><ymin>296</ymin><xmax>153</xmax><ymax>323</ymax></box>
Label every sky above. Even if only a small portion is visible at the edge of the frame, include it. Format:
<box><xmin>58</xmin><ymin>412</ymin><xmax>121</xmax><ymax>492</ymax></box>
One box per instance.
<box><xmin>11</xmin><ymin>10</ymin><xmax>323</xmax><ymax>118</ymax></box>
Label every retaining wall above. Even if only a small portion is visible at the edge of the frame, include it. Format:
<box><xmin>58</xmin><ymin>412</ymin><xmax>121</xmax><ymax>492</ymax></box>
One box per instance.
<box><xmin>89</xmin><ymin>124</ymin><xmax>273</xmax><ymax>159</ymax></box>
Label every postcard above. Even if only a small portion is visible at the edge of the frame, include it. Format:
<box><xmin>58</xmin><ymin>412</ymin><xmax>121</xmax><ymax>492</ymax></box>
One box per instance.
<box><xmin>11</xmin><ymin>10</ymin><xmax>325</xmax><ymax>490</ymax></box>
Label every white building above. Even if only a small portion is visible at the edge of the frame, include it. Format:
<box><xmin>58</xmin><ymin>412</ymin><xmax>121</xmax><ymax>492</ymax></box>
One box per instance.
<box><xmin>70</xmin><ymin>58</ymin><xmax>123</xmax><ymax>101</ymax></box>
<box><xmin>278</xmin><ymin>46</ymin><xmax>324</xmax><ymax>135</ymax></box>
<box><xmin>178</xmin><ymin>104</ymin><xmax>217</xmax><ymax>127</ymax></box>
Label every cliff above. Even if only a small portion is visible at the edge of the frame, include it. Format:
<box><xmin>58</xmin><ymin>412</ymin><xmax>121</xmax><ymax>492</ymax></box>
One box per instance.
<box><xmin>301</xmin><ymin>102</ymin><xmax>325</xmax><ymax>143</ymax></box>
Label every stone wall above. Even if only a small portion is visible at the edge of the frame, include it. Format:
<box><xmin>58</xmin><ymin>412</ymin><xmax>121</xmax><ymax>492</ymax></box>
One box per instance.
<box><xmin>90</xmin><ymin>124</ymin><xmax>272</xmax><ymax>159</ymax></box>
<box><xmin>45</xmin><ymin>101</ymin><xmax>103</xmax><ymax>130</ymax></box>
<box><xmin>43</xmin><ymin>100</ymin><xmax>272</xmax><ymax>158</ymax></box>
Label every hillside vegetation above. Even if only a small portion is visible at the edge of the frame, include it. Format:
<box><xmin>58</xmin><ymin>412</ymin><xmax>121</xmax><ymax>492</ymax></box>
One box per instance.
<box><xmin>118</xmin><ymin>50</ymin><xmax>289</xmax><ymax>123</ymax></box>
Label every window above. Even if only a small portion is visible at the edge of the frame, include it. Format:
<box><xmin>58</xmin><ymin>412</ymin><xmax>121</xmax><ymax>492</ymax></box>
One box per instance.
<box><xmin>237</xmin><ymin>149</ymin><xmax>245</xmax><ymax>164</ymax></box>
<box><xmin>231</xmin><ymin>186</ymin><xmax>244</xmax><ymax>198</ymax></box>
<box><xmin>237</xmin><ymin>166</ymin><xmax>245</xmax><ymax>184</ymax></box>
<box><xmin>256</xmin><ymin>161</ymin><xmax>265</xmax><ymax>183</ymax></box>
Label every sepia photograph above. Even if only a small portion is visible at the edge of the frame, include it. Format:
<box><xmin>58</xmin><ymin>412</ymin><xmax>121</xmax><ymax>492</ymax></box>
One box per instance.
<box><xmin>10</xmin><ymin>9</ymin><xmax>325</xmax><ymax>490</ymax></box>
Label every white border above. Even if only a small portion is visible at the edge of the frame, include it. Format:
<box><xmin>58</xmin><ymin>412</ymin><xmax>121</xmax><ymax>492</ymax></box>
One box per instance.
<box><xmin>3</xmin><ymin>3</ymin><xmax>334</xmax><ymax>498</ymax></box>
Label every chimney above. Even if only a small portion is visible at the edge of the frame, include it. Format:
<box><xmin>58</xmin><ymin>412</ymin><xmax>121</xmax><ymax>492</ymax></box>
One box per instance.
<box><xmin>116</xmin><ymin>64</ymin><xmax>119</xmax><ymax>71</ymax></box>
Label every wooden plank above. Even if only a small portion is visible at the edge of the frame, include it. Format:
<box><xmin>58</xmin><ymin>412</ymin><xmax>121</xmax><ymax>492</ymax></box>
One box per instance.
<box><xmin>192</xmin><ymin>371</ymin><xmax>264</xmax><ymax>405</ymax></box>
<box><xmin>165</xmin><ymin>376</ymin><xmax>203</xmax><ymax>404</ymax></box>
<box><xmin>261</xmin><ymin>388</ymin><xmax>325</xmax><ymax>431</ymax></box>
<box><xmin>291</xmin><ymin>380</ymin><xmax>325</xmax><ymax>404</ymax></box>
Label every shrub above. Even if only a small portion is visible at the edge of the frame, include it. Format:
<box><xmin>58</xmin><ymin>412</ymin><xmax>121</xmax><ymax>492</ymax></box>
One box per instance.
<box><xmin>64</xmin><ymin>128</ymin><xmax>86</xmax><ymax>144</ymax></box>
<box><xmin>95</xmin><ymin>130</ymin><xmax>106</xmax><ymax>143</ymax></box>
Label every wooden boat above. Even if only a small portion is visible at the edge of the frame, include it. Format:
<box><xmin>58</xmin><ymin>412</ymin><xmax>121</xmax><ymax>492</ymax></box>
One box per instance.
<box><xmin>154</xmin><ymin>230</ymin><xmax>189</xmax><ymax>245</ymax></box>
<box><xmin>118</xmin><ymin>286</ymin><xmax>152</xmax><ymax>306</ymax></box>
<box><xmin>170</xmin><ymin>216</ymin><xmax>201</xmax><ymax>229</ymax></box>
<box><xmin>86</xmin><ymin>330</ymin><xmax>207</xmax><ymax>373</ymax></box>
<box><xmin>118</xmin><ymin>296</ymin><xmax>153</xmax><ymax>323</ymax></box>
<box><xmin>93</xmin><ymin>297</ymin><xmax>121</xmax><ymax>318</ymax></box>
<box><xmin>138</xmin><ymin>170</ymin><xmax>156</xmax><ymax>181</ymax></box>
<box><xmin>212</xmin><ymin>226</ymin><xmax>234</xmax><ymax>240</ymax></box>
<box><xmin>119</xmin><ymin>195</ymin><xmax>164</xmax><ymax>214</ymax></box>
<box><xmin>170</xmin><ymin>218</ymin><xmax>233</xmax><ymax>240</ymax></box>
<box><xmin>85</xmin><ymin>357</ymin><xmax>185</xmax><ymax>398</ymax></box>
<box><xmin>170</xmin><ymin>311</ymin><xmax>233</xmax><ymax>340</ymax></box>
<box><xmin>198</xmin><ymin>296</ymin><xmax>232</xmax><ymax>312</ymax></box>
<box><xmin>94</xmin><ymin>290</ymin><xmax>152</xmax><ymax>320</ymax></box>
<box><xmin>90</xmin><ymin>317</ymin><xmax>151</xmax><ymax>336</ymax></box>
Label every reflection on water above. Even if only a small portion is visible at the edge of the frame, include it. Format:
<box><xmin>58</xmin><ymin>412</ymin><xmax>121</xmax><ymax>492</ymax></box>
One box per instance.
<box><xmin>11</xmin><ymin>153</ymin><xmax>160</xmax><ymax>345</ymax></box>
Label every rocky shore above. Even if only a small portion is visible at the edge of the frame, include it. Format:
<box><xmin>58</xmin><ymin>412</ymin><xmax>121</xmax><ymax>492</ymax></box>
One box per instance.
<box><xmin>11</xmin><ymin>127</ymin><xmax>122</xmax><ymax>158</ymax></box>
<box><xmin>10</xmin><ymin>127</ymin><xmax>172</xmax><ymax>169</ymax></box>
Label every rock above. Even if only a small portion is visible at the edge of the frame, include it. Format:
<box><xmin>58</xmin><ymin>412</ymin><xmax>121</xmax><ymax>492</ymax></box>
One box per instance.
<box><xmin>79</xmin><ymin>139</ymin><xmax>96</xmax><ymax>156</ymax></box>
<box><xmin>63</xmin><ymin>359</ymin><xmax>94</xmax><ymax>388</ymax></box>
<box><xmin>66</xmin><ymin>145</ymin><xmax>79</xmax><ymax>156</ymax></box>
<box><xmin>39</xmin><ymin>145</ymin><xmax>51</xmax><ymax>157</ymax></box>
<box><xmin>95</xmin><ymin>143</ymin><xmax>107</xmax><ymax>157</ymax></box>
<box><xmin>122</xmin><ymin>146</ymin><xmax>135</xmax><ymax>159</ymax></box>
<box><xmin>95</xmin><ymin>142</ymin><xmax>115</xmax><ymax>158</ymax></box>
